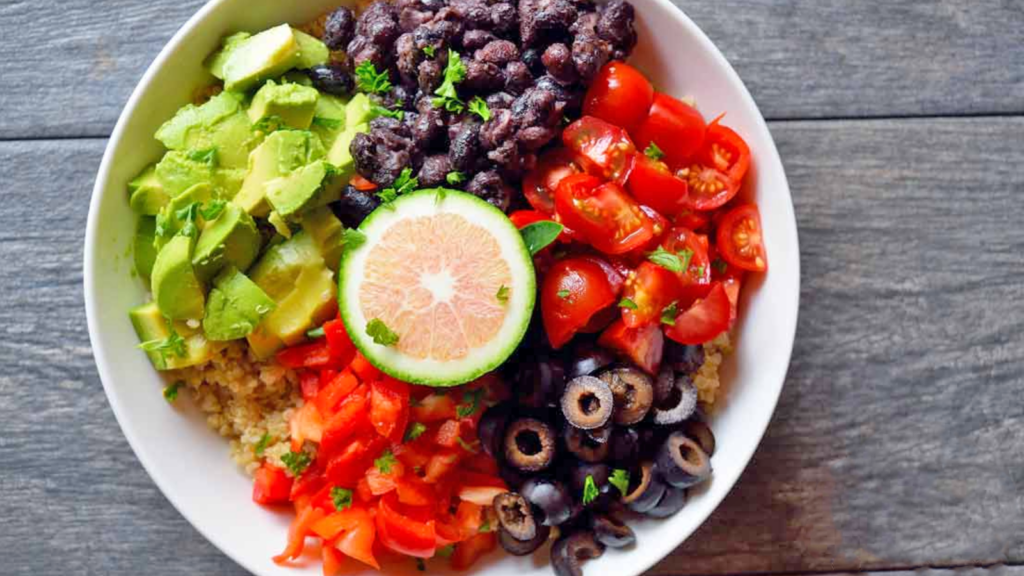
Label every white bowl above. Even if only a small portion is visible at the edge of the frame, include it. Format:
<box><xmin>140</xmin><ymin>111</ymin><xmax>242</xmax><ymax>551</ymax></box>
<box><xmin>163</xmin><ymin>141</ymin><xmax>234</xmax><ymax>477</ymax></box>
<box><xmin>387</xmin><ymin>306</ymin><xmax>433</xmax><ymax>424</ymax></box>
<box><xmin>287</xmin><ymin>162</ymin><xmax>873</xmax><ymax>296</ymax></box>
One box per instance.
<box><xmin>84</xmin><ymin>1</ymin><xmax>800</xmax><ymax>574</ymax></box>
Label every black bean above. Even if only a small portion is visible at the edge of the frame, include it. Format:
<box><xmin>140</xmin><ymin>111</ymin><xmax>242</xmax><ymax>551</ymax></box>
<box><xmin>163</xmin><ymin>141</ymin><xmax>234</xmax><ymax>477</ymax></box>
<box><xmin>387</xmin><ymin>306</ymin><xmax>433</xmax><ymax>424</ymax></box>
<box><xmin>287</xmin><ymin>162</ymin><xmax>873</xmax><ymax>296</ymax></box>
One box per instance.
<box><xmin>463</xmin><ymin>60</ymin><xmax>505</xmax><ymax>93</ymax></box>
<box><xmin>357</xmin><ymin>1</ymin><xmax>401</xmax><ymax>47</ymax></box>
<box><xmin>504</xmin><ymin>61</ymin><xmax>534</xmax><ymax>95</ymax></box>
<box><xmin>542</xmin><ymin>43</ymin><xmax>577</xmax><ymax>83</ymax></box>
<box><xmin>334</xmin><ymin>185</ymin><xmax>380</xmax><ymax>228</ymax></box>
<box><xmin>480</xmin><ymin>109</ymin><xmax>515</xmax><ymax>150</ymax></box>
<box><xmin>516</xmin><ymin>126</ymin><xmax>557</xmax><ymax>151</ymax></box>
<box><xmin>306</xmin><ymin>63</ymin><xmax>354</xmax><ymax>96</ymax></box>
<box><xmin>597</xmin><ymin>0</ymin><xmax>637</xmax><ymax>52</ymax></box>
<box><xmin>448</xmin><ymin>121</ymin><xmax>481</xmax><ymax>172</ymax></box>
<box><xmin>395</xmin><ymin>32</ymin><xmax>420</xmax><ymax>84</ymax></box>
<box><xmin>416</xmin><ymin>154</ymin><xmax>452</xmax><ymax>187</ymax></box>
<box><xmin>347</xmin><ymin>36</ymin><xmax>388</xmax><ymax>70</ymax></box>
<box><xmin>521</xmin><ymin>48</ymin><xmax>545</xmax><ymax>75</ymax></box>
<box><xmin>416</xmin><ymin>59</ymin><xmax>444</xmax><ymax>94</ymax></box>
<box><xmin>466</xmin><ymin>170</ymin><xmax>514</xmax><ymax>212</ymax></box>
<box><xmin>485</xmin><ymin>91</ymin><xmax>516</xmax><ymax>110</ymax></box>
<box><xmin>476</xmin><ymin>40</ymin><xmax>520</xmax><ymax>66</ymax></box>
<box><xmin>451</xmin><ymin>0</ymin><xmax>491</xmax><ymax>29</ymax></box>
<box><xmin>520</xmin><ymin>0</ymin><xmax>577</xmax><ymax>46</ymax></box>
<box><xmin>399</xmin><ymin>7</ymin><xmax>435</xmax><ymax>33</ymax></box>
<box><xmin>323</xmin><ymin>6</ymin><xmax>356</xmax><ymax>51</ymax></box>
<box><xmin>490</xmin><ymin>3</ymin><xmax>519</xmax><ymax>36</ymax></box>
<box><xmin>487</xmin><ymin>140</ymin><xmax>521</xmax><ymax>172</ymax></box>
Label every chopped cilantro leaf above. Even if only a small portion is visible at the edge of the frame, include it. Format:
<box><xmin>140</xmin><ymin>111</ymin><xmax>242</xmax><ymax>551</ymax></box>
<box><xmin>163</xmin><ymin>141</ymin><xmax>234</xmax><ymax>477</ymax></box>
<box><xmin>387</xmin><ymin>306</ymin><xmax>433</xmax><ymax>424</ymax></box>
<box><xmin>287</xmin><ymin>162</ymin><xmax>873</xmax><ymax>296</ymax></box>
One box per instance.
<box><xmin>457</xmin><ymin>388</ymin><xmax>485</xmax><ymax>418</ymax></box>
<box><xmin>375</xmin><ymin>449</ymin><xmax>397</xmax><ymax>474</ymax></box>
<box><xmin>679</xmin><ymin>248</ymin><xmax>695</xmax><ymax>272</ymax></box>
<box><xmin>582</xmin><ymin>474</ymin><xmax>599</xmax><ymax>505</ymax></box>
<box><xmin>456</xmin><ymin>437</ymin><xmax>479</xmax><ymax>453</ymax></box>
<box><xmin>644</xmin><ymin>141</ymin><xmax>665</xmax><ymax>161</ymax></box>
<box><xmin>187</xmin><ymin>147</ymin><xmax>218</xmax><ymax>167</ymax></box>
<box><xmin>405</xmin><ymin>422</ymin><xmax>427</xmax><ymax>442</ymax></box>
<box><xmin>695</xmin><ymin>265</ymin><xmax>705</xmax><ymax>277</ymax></box>
<box><xmin>163</xmin><ymin>381</ymin><xmax>182</xmax><ymax>403</ymax></box>
<box><xmin>342</xmin><ymin>228</ymin><xmax>367</xmax><ymax>251</ymax></box>
<box><xmin>306</xmin><ymin>326</ymin><xmax>325</xmax><ymax>339</ymax></box>
<box><xmin>254</xmin><ymin>115</ymin><xmax>287</xmax><ymax>133</ymax></box>
<box><xmin>175</xmin><ymin>202</ymin><xmax>202</xmax><ymax>238</ymax></box>
<box><xmin>557</xmin><ymin>289</ymin><xmax>571</xmax><ymax>300</ymax></box>
<box><xmin>138</xmin><ymin>324</ymin><xmax>188</xmax><ymax>361</ymax></box>
<box><xmin>660</xmin><ymin>301</ymin><xmax>679</xmax><ymax>325</ymax></box>
<box><xmin>355</xmin><ymin>61</ymin><xmax>392</xmax><ymax>94</ymax></box>
<box><xmin>618</xmin><ymin>297</ymin><xmax>638</xmax><ymax>310</ymax></box>
<box><xmin>254</xmin><ymin>434</ymin><xmax>272</xmax><ymax>457</ymax></box>
<box><xmin>378</xmin><ymin>167</ymin><xmax>418</xmax><ymax>205</ymax></box>
<box><xmin>609</xmin><ymin>469</ymin><xmax>630</xmax><ymax>496</ymax></box>
<box><xmin>647</xmin><ymin>246</ymin><xmax>683</xmax><ymax>272</ymax></box>
<box><xmin>372</xmin><ymin>104</ymin><xmax>405</xmax><ymax>121</ymax></box>
<box><xmin>712</xmin><ymin>258</ymin><xmax>729</xmax><ymax>274</ymax></box>
<box><xmin>281</xmin><ymin>451</ymin><xmax>312</xmax><ymax>475</ymax></box>
<box><xmin>496</xmin><ymin>284</ymin><xmax>510</xmax><ymax>303</ymax></box>
<box><xmin>199</xmin><ymin>198</ymin><xmax>226</xmax><ymax>221</ymax></box>
<box><xmin>446</xmin><ymin>171</ymin><xmax>466</xmax><ymax>185</ymax></box>
<box><xmin>422</xmin><ymin>45</ymin><xmax>436</xmax><ymax>58</ymax></box>
<box><xmin>311</xmin><ymin>116</ymin><xmax>343</xmax><ymax>130</ymax></box>
<box><xmin>468</xmin><ymin>96</ymin><xmax>491</xmax><ymax>121</ymax></box>
<box><xmin>519</xmin><ymin>220</ymin><xmax>564</xmax><ymax>256</ymax></box>
<box><xmin>436</xmin><ymin>544</ymin><xmax>455</xmax><ymax>558</ymax></box>
<box><xmin>331</xmin><ymin>487</ymin><xmax>353</xmax><ymax>511</ymax></box>
<box><xmin>366</xmin><ymin>318</ymin><xmax>400</xmax><ymax>346</ymax></box>
<box><xmin>479</xmin><ymin>520</ymin><xmax>492</xmax><ymax>533</ymax></box>
<box><xmin>432</xmin><ymin>49</ymin><xmax>467</xmax><ymax>113</ymax></box>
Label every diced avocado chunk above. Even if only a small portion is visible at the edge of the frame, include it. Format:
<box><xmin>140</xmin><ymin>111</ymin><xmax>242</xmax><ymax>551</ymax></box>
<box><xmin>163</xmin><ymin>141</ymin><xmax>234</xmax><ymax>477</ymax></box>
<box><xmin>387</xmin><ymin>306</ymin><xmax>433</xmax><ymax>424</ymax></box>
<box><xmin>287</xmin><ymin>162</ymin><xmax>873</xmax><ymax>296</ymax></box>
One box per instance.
<box><xmin>130</xmin><ymin>302</ymin><xmax>213</xmax><ymax>370</ymax></box>
<box><xmin>301</xmin><ymin>206</ymin><xmax>345</xmax><ymax>272</ymax></box>
<box><xmin>154</xmin><ymin>91</ymin><xmax>259</xmax><ymax>169</ymax></box>
<box><xmin>282</xmin><ymin>70</ymin><xmax>314</xmax><ymax>86</ymax></box>
<box><xmin>151</xmin><ymin>234</ymin><xmax>205</xmax><ymax>321</ymax></box>
<box><xmin>155</xmin><ymin>151</ymin><xmax>243</xmax><ymax>199</ymax></box>
<box><xmin>234</xmin><ymin>130</ymin><xmax>325</xmax><ymax>217</ymax></box>
<box><xmin>222</xmin><ymin>24</ymin><xmax>301</xmax><ymax>92</ymax></box>
<box><xmin>203</xmin><ymin>267</ymin><xmax>276</xmax><ymax>341</ymax></box>
<box><xmin>134</xmin><ymin>216</ymin><xmax>159</xmax><ymax>280</ymax></box>
<box><xmin>153</xmin><ymin>183</ymin><xmax>214</xmax><ymax>250</ymax></box>
<box><xmin>248</xmin><ymin>80</ymin><xmax>319</xmax><ymax>130</ymax></box>
<box><xmin>346</xmin><ymin>93</ymin><xmax>374</xmax><ymax>127</ymax></box>
<box><xmin>247</xmin><ymin>231</ymin><xmax>336</xmax><ymax>358</ymax></box>
<box><xmin>326</xmin><ymin>122</ymin><xmax>366</xmax><ymax>178</ymax></box>
<box><xmin>267</xmin><ymin>211</ymin><xmax>293</xmax><ymax>238</ymax></box>
<box><xmin>207</xmin><ymin>32</ymin><xmax>252</xmax><ymax>80</ymax></box>
<box><xmin>192</xmin><ymin>203</ymin><xmax>262</xmax><ymax>281</ymax></box>
<box><xmin>265</xmin><ymin>160</ymin><xmax>342</xmax><ymax>218</ymax></box>
<box><xmin>293</xmin><ymin>30</ymin><xmax>329</xmax><ymax>69</ymax></box>
<box><xmin>129</xmin><ymin>164</ymin><xmax>170</xmax><ymax>215</ymax></box>
<box><xmin>310</xmin><ymin>94</ymin><xmax>348</xmax><ymax>149</ymax></box>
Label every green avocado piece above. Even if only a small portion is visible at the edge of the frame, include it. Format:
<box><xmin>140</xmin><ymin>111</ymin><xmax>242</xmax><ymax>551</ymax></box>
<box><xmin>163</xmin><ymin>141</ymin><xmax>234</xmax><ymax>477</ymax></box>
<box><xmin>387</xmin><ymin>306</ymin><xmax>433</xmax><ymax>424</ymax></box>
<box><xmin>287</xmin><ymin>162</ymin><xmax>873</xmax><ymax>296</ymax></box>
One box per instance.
<box><xmin>153</xmin><ymin>183</ymin><xmax>214</xmax><ymax>251</ymax></box>
<box><xmin>192</xmin><ymin>203</ymin><xmax>262</xmax><ymax>281</ymax></box>
<box><xmin>248</xmin><ymin>80</ymin><xmax>319</xmax><ymax>130</ymax></box>
<box><xmin>130</xmin><ymin>302</ymin><xmax>214</xmax><ymax>370</ymax></box>
<box><xmin>203</xmin><ymin>267</ymin><xmax>276</xmax><ymax>341</ymax></box>
<box><xmin>151</xmin><ymin>234</ymin><xmax>206</xmax><ymax>321</ymax></box>
<box><xmin>134</xmin><ymin>217</ymin><xmax>159</xmax><ymax>281</ymax></box>
<box><xmin>346</xmin><ymin>93</ymin><xmax>374</xmax><ymax>127</ymax></box>
<box><xmin>222</xmin><ymin>24</ymin><xmax>301</xmax><ymax>92</ymax></box>
<box><xmin>326</xmin><ymin>122</ymin><xmax>367</xmax><ymax>179</ymax></box>
<box><xmin>246</xmin><ymin>231</ymin><xmax>336</xmax><ymax>358</ymax></box>
<box><xmin>155</xmin><ymin>91</ymin><xmax>259</xmax><ymax>169</ymax></box>
<box><xmin>234</xmin><ymin>130</ymin><xmax>326</xmax><ymax>217</ymax></box>
<box><xmin>301</xmin><ymin>206</ymin><xmax>345</xmax><ymax>272</ymax></box>
<box><xmin>293</xmin><ymin>30</ymin><xmax>330</xmax><ymax>69</ymax></box>
<box><xmin>129</xmin><ymin>164</ymin><xmax>170</xmax><ymax>215</ymax></box>
<box><xmin>281</xmin><ymin>70</ymin><xmax>314</xmax><ymax>86</ymax></box>
<box><xmin>265</xmin><ymin>159</ymin><xmax>342</xmax><ymax>217</ymax></box>
<box><xmin>207</xmin><ymin>32</ymin><xmax>252</xmax><ymax>80</ymax></box>
<box><xmin>154</xmin><ymin>151</ymin><xmax>244</xmax><ymax>199</ymax></box>
<box><xmin>310</xmin><ymin>94</ymin><xmax>348</xmax><ymax>149</ymax></box>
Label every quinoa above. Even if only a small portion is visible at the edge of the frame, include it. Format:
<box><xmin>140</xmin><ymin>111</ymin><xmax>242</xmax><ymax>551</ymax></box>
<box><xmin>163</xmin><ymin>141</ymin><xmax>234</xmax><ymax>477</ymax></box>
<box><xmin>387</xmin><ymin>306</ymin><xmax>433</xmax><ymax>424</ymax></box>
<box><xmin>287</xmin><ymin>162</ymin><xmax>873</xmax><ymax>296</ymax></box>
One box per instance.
<box><xmin>169</xmin><ymin>342</ymin><xmax>302</xmax><ymax>475</ymax></box>
<box><xmin>694</xmin><ymin>332</ymin><xmax>733</xmax><ymax>407</ymax></box>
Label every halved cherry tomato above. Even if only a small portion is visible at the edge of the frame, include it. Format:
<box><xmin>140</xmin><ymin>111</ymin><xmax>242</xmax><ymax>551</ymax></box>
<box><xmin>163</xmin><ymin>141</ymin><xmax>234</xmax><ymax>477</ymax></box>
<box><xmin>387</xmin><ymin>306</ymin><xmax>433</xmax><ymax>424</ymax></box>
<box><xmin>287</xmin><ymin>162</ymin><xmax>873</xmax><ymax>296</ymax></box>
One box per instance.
<box><xmin>563</xmin><ymin>116</ymin><xmax>637</xmax><ymax>184</ymax></box>
<box><xmin>578</xmin><ymin>254</ymin><xmax>627</xmax><ymax>296</ymax></box>
<box><xmin>508</xmin><ymin>210</ymin><xmax>550</xmax><ymax>229</ymax></box>
<box><xmin>678</xmin><ymin>163</ymin><xmax>738</xmax><ymax>211</ymax></box>
<box><xmin>583</xmin><ymin>62</ymin><xmax>655</xmax><ymax>132</ymax></box>
<box><xmin>376</xmin><ymin>494</ymin><xmax>437</xmax><ymax>558</ymax></box>
<box><xmin>554</xmin><ymin>174</ymin><xmax>654</xmax><ymax>255</ymax></box>
<box><xmin>522</xmin><ymin>148</ymin><xmax>580</xmax><ymax>214</ymax></box>
<box><xmin>633</xmin><ymin>93</ymin><xmax>706</xmax><ymax>166</ymax></box>
<box><xmin>675</xmin><ymin>209</ymin><xmax>711</xmax><ymax>232</ymax></box>
<box><xmin>664</xmin><ymin>282</ymin><xmax>731</xmax><ymax>345</ymax></box>
<box><xmin>541</xmin><ymin>256</ymin><xmax>619</xmax><ymax>349</ymax></box>
<box><xmin>627</xmin><ymin>154</ymin><xmax>690</xmax><ymax>216</ymax></box>
<box><xmin>370</xmin><ymin>377</ymin><xmax>410</xmax><ymax>443</ymax></box>
<box><xmin>703</xmin><ymin>118</ymin><xmax>751</xmax><ymax>189</ymax></box>
<box><xmin>451</xmin><ymin>531</ymin><xmax>497</xmax><ymax>571</ymax></box>
<box><xmin>660</xmin><ymin>227</ymin><xmax>712</xmax><ymax>305</ymax></box>
<box><xmin>598</xmin><ymin>320</ymin><xmax>664</xmax><ymax>375</ymax></box>
<box><xmin>621</xmin><ymin>262</ymin><xmax>680</xmax><ymax>328</ymax></box>
<box><xmin>716</xmin><ymin>204</ymin><xmax>767</xmax><ymax>272</ymax></box>
<box><xmin>252</xmin><ymin>463</ymin><xmax>293</xmax><ymax>505</ymax></box>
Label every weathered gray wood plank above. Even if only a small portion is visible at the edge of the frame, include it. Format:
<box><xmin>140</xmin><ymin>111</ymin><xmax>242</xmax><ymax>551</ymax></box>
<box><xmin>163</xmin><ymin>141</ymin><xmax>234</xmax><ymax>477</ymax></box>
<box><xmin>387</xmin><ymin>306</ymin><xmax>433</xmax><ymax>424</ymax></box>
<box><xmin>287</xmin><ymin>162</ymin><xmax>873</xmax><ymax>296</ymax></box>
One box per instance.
<box><xmin>1</xmin><ymin>116</ymin><xmax>1023</xmax><ymax>574</ymax></box>
<box><xmin>1</xmin><ymin>0</ymin><xmax>1023</xmax><ymax>139</ymax></box>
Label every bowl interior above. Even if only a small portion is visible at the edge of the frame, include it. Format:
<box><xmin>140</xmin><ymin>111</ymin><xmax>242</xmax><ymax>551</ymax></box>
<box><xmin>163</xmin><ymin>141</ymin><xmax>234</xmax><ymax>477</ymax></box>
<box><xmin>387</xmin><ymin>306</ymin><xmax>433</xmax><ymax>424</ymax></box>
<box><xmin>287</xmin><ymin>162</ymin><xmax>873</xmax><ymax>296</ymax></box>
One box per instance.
<box><xmin>84</xmin><ymin>1</ymin><xmax>799</xmax><ymax>575</ymax></box>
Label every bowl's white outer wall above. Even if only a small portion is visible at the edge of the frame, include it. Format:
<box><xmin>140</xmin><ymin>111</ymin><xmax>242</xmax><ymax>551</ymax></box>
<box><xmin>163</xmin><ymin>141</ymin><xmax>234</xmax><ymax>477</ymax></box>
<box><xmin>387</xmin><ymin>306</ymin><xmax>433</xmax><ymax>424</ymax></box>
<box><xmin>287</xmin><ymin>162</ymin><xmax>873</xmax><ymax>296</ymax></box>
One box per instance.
<box><xmin>84</xmin><ymin>0</ymin><xmax>800</xmax><ymax>574</ymax></box>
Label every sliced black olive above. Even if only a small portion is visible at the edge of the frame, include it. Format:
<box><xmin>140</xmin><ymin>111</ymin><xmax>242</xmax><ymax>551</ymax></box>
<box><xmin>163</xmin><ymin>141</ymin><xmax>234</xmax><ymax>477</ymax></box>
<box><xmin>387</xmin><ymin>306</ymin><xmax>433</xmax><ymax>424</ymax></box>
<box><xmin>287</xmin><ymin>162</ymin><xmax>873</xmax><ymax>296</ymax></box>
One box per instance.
<box><xmin>656</xmin><ymin>432</ymin><xmax>712</xmax><ymax>488</ymax></box>
<box><xmin>608</xmin><ymin>427</ymin><xmax>639</xmax><ymax>464</ymax></box>
<box><xmin>551</xmin><ymin>531</ymin><xmax>605</xmax><ymax>576</ymax></box>
<box><xmin>585</xmin><ymin>424</ymin><xmax>612</xmax><ymax>444</ymax></box>
<box><xmin>568</xmin><ymin>343</ymin><xmax>616</xmax><ymax>378</ymax></box>
<box><xmin>646</xmin><ymin>485</ymin><xmax>688</xmax><ymax>518</ymax></box>
<box><xmin>663</xmin><ymin>340</ymin><xmax>704</xmax><ymax>374</ymax></box>
<box><xmin>499</xmin><ymin>464</ymin><xmax>529</xmax><ymax>491</ymax></box>
<box><xmin>561</xmin><ymin>376</ymin><xmax>613</xmax><ymax>430</ymax></box>
<box><xmin>651</xmin><ymin>376</ymin><xmax>697</xmax><ymax>425</ymax></box>
<box><xmin>517</xmin><ymin>355</ymin><xmax>566</xmax><ymax>408</ymax></box>
<box><xmin>478</xmin><ymin>405</ymin><xmax>510</xmax><ymax>457</ymax></box>
<box><xmin>521</xmin><ymin>478</ymin><xmax>573</xmax><ymax>526</ymax></box>
<box><xmin>494</xmin><ymin>492</ymin><xmax>538</xmax><ymax>541</ymax></box>
<box><xmin>604</xmin><ymin>368</ymin><xmax>654</xmax><ymax>425</ymax></box>
<box><xmin>565</xmin><ymin>462</ymin><xmax>610</xmax><ymax>495</ymax></box>
<box><xmin>498</xmin><ymin>522</ymin><xmax>551</xmax><ymax>555</ymax></box>
<box><xmin>622</xmin><ymin>461</ymin><xmax>666</xmax><ymax>514</ymax></box>
<box><xmin>504</xmin><ymin>418</ymin><xmax>557</xmax><ymax>472</ymax></box>
<box><xmin>682</xmin><ymin>419</ymin><xmax>716</xmax><ymax>457</ymax></box>
<box><xmin>654</xmin><ymin>366</ymin><xmax>675</xmax><ymax>405</ymax></box>
<box><xmin>564</xmin><ymin>425</ymin><xmax>610</xmax><ymax>462</ymax></box>
<box><xmin>590</xmin><ymin>513</ymin><xmax>636</xmax><ymax>548</ymax></box>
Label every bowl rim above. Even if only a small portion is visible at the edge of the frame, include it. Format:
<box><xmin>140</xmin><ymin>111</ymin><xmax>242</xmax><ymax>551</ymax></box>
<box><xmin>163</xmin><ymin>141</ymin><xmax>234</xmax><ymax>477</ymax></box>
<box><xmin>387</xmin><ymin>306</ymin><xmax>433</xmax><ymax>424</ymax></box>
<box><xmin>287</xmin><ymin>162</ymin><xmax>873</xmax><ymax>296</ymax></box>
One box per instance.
<box><xmin>83</xmin><ymin>0</ymin><xmax>800</xmax><ymax>574</ymax></box>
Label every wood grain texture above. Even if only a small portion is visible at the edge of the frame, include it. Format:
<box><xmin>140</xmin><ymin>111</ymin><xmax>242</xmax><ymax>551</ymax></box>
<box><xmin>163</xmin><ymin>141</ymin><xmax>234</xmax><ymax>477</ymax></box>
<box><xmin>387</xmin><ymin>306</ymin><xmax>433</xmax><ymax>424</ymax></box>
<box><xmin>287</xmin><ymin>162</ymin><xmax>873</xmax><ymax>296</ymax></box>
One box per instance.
<box><xmin>1</xmin><ymin>117</ymin><xmax>1023</xmax><ymax>574</ymax></box>
<box><xmin>1</xmin><ymin>0</ymin><xmax>1023</xmax><ymax>139</ymax></box>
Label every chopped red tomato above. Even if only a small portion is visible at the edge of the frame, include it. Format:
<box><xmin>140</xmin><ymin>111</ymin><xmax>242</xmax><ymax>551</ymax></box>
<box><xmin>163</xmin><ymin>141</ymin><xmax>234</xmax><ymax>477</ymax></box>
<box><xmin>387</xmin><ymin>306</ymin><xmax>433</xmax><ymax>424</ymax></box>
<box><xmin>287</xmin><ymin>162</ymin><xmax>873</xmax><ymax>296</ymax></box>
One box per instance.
<box><xmin>423</xmin><ymin>448</ymin><xmax>462</xmax><ymax>484</ymax></box>
<box><xmin>583</xmin><ymin>62</ymin><xmax>655</xmax><ymax>132</ymax></box>
<box><xmin>621</xmin><ymin>262</ymin><xmax>680</xmax><ymax>328</ymax></box>
<box><xmin>370</xmin><ymin>378</ymin><xmax>411</xmax><ymax>443</ymax></box>
<box><xmin>721</xmin><ymin>275</ymin><xmax>742</xmax><ymax>326</ymax></box>
<box><xmin>252</xmin><ymin>463</ymin><xmax>293</xmax><ymax>505</ymax></box>
<box><xmin>522</xmin><ymin>148</ymin><xmax>580</xmax><ymax>214</ymax></box>
<box><xmin>411</xmin><ymin>393</ymin><xmax>458</xmax><ymax>423</ymax></box>
<box><xmin>541</xmin><ymin>256</ymin><xmax>619</xmax><ymax>349</ymax></box>
<box><xmin>326</xmin><ymin>435</ymin><xmax>384</xmax><ymax>488</ymax></box>
<box><xmin>451</xmin><ymin>531</ymin><xmax>497</xmax><ymax>571</ymax></box>
<box><xmin>395</xmin><ymin>475</ymin><xmax>435</xmax><ymax>507</ymax></box>
<box><xmin>627</xmin><ymin>154</ymin><xmax>690</xmax><ymax>216</ymax></box>
<box><xmin>703</xmin><ymin>118</ymin><xmax>751</xmax><ymax>190</ymax></box>
<box><xmin>554</xmin><ymin>174</ymin><xmax>654</xmax><ymax>255</ymax></box>
<box><xmin>435</xmin><ymin>419</ymin><xmax>464</xmax><ymax>448</ymax></box>
<box><xmin>716</xmin><ymin>204</ymin><xmax>767</xmax><ymax>272</ymax></box>
<box><xmin>675</xmin><ymin>209</ymin><xmax>711</xmax><ymax>232</ymax></box>
<box><xmin>598</xmin><ymin>320</ymin><xmax>664</xmax><ymax>375</ymax></box>
<box><xmin>366</xmin><ymin>459</ymin><xmax>405</xmax><ymax>495</ymax></box>
<box><xmin>376</xmin><ymin>494</ymin><xmax>437</xmax><ymax>558</ymax></box>
<box><xmin>563</xmin><ymin>116</ymin><xmax>637</xmax><ymax>184</ymax></box>
<box><xmin>633</xmin><ymin>93</ymin><xmax>706</xmax><ymax>166</ymax></box>
<box><xmin>664</xmin><ymin>282</ymin><xmax>732</xmax><ymax>345</ymax></box>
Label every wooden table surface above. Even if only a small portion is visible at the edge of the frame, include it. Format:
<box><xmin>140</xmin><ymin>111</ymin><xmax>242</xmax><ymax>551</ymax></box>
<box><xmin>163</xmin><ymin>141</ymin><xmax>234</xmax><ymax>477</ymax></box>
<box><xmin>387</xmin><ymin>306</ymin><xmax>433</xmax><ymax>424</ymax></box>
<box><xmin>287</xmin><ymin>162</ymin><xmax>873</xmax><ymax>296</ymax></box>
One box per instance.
<box><xmin>2</xmin><ymin>0</ymin><xmax>1023</xmax><ymax>574</ymax></box>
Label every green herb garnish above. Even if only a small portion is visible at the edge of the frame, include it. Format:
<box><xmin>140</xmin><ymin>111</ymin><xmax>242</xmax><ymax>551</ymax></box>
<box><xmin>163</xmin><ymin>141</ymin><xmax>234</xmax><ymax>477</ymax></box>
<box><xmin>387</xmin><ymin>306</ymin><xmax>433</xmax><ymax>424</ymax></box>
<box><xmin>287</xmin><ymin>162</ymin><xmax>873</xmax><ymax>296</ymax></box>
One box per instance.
<box><xmin>479</xmin><ymin>520</ymin><xmax>492</xmax><ymax>533</ymax></box>
<box><xmin>660</xmin><ymin>301</ymin><xmax>679</xmax><ymax>326</ymax></box>
<box><xmin>582</xmin><ymin>475</ymin><xmax>600</xmax><ymax>505</ymax></box>
<box><xmin>331</xmin><ymin>487</ymin><xmax>354</xmax><ymax>511</ymax></box>
<box><xmin>311</xmin><ymin>116</ymin><xmax>343</xmax><ymax>130</ymax></box>
<box><xmin>175</xmin><ymin>202</ymin><xmax>202</xmax><ymax>238</ymax></box>
<box><xmin>644</xmin><ymin>141</ymin><xmax>665</xmax><ymax>161</ymax></box>
<box><xmin>281</xmin><ymin>451</ymin><xmax>312</xmax><ymax>475</ymax></box>
<box><xmin>557</xmin><ymin>289</ymin><xmax>571</xmax><ymax>300</ymax></box>
<box><xmin>163</xmin><ymin>381</ymin><xmax>182</xmax><ymax>403</ymax></box>
<box><xmin>457</xmin><ymin>388</ymin><xmax>485</xmax><ymax>418</ymax></box>
<box><xmin>342</xmin><ymin>228</ymin><xmax>367</xmax><ymax>251</ymax></box>
<box><xmin>378</xmin><ymin>167</ymin><xmax>418</xmax><ymax>205</ymax></box>
<box><xmin>468</xmin><ymin>96</ymin><xmax>491</xmax><ymax>121</ymax></box>
<box><xmin>618</xmin><ymin>297</ymin><xmax>638</xmax><ymax>310</ymax></box>
<box><xmin>199</xmin><ymin>198</ymin><xmax>226</xmax><ymax>221</ymax></box>
<box><xmin>432</xmin><ymin>49</ymin><xmax>467</xmax><ymax>113</ymax></box>
<box><xmin>446</xmin><ymin>171</ymin><xmax>466</xmax><ymax>185</ymax></box>
<box><xmin>372</xmin><ymin>104</ymin><xmax>405</xmax><ymax>121</ymax></box>
<box><xmin>187</xmin><ymin>147</ymin><xmax>219</xmax><ymax>167</ymax></box>
<box><xmin>519</xmin><ymin>220</ymin><xmax>564</xmax><ymax>256</ymax></box>
<box><xmin>405</xmin><ymin>422</ymin><xmax>427</xmax><ymax>442</ymax></box>
<box><xmin>609</xmin><ymin>469</ymin><xmax>630</xmax><ymax>496</ymax></box>
<box><xmin>138</xmin><ymin>325</ymin><xmax>187</xmax><ymax>361</ymax></box>
<box><xmin>647</xmin><ymin>246</ymin><xmax>684</xmax><ymax>272</ymax></box>
<box><xmin>422</xmin><ymin>45</ymin><xmax>436</xmax><ymax>58</ymax></box>
<box><xmin>254</xmin><ymin>434</ymin><xmax>272</xmax><ymax>457</ymax></box>
<box><xmin>375</xmin><ymin>449</ymin><xmax>397</xmax><ymax>474</ymax></box>
<box><xmin>366</xmin><ymin>319</ymin><xmax>400</xmax><ymax>346</ymax></box>
<box><xmin>355</xmin><ymin>61</ymin><xmax>392</xmax><ymax>94</ymax></box>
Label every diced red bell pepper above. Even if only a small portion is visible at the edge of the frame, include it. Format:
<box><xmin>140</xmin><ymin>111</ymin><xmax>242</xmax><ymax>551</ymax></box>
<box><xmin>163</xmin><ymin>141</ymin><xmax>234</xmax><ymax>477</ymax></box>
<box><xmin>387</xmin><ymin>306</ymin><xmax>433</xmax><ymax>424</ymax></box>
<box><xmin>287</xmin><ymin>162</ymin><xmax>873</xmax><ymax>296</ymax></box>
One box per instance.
<box><xmin>375</xmin><ymin>494</ymin><xmax>437</xmax><ymax>559</ymax></box>
<box><xmin>370</xmin><ymin>378</ymin><xmax>411</xmax><ymax>443</ymax></box>
<box><xmin>316</xmin><ymin>369</ymin><xmax>360</xmax><ymax>416</ymax></box>
<box><xmin>272</xmin><ymin>504</ymin><xmax>326</xmax><ymax>564</ymax></box>
<box><xmin>323</xmin><ymin>318</ymin><xmax>357</xmax><ymax>368</ymax></box>
<box><xmin>252</xmin><ymin>463</ymin><xmax>293</xmax><ymax>505</ymax></box>
<box><xmin>277</xmin><ymin>340</ymin><xmax>333</xmax><ymax>369</ymax></box>
<box><xmin>423</xmin><ymin>448</ymin><xmax>462</xmax><ymax>484</ymax></box>
<box><xmin>451</xmin><ymin>531</ymin><xmax>497</xmax><ymax>571</ymax></box>
<box><xmin>410</xmin><ymin>394</ymin><xmax>458</xmax><ymax>423</ymax></box>
<box><xmin>322</xmin><ymin>543</ymin><xmax>344</xmax><ymax>576</ymax></box>
<box><xmin>300</xmin><ymin>371</ymin><xmax>321</xmax><ymax>401</ymax></box>
<box><xmin>350</xmin><ymin>352</ymin><xmax>382</xmax><ymax>382</ymax></box>
<box><xmin>289</xmin><ymin>402</ymin><xmax>324</xmax><ymax>449</ymax></box>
